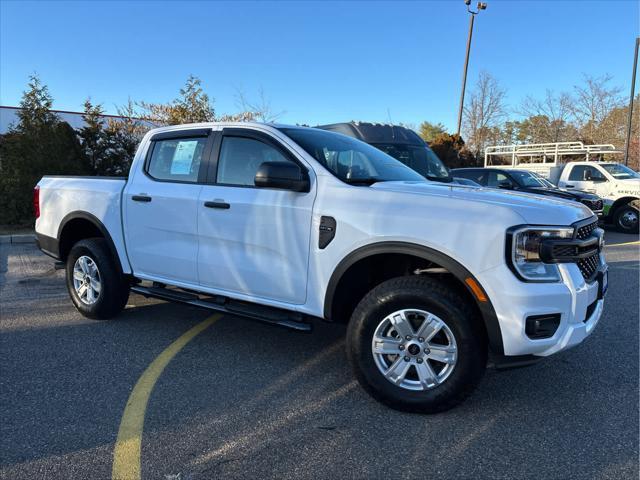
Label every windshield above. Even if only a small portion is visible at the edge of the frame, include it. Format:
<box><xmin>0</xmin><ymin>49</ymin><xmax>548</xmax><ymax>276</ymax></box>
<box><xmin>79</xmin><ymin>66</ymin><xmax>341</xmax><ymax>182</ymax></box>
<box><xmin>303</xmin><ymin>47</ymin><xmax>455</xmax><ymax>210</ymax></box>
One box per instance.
<box><xmin>530</xmin><ymin>172</ymin><xmax>556</xmax><ymax>188</ymax></box>
<box><xmin>600</xmin><ymin>163</ymin><xmax>640</xmax><ymax>180</ymax></box>
<box><xmin>372</xmin><ymin>143</ymin><xmax>451</xmax><ymax>182</ymax></box>
<box><xmin>509</xmin><ymin>171</ymin><xmax>548</xmax><ymax>188</ymax></box>
<box><xmin>279</xmin><ymin>128</ymin><xmax>426</xmax><ymax>184</ymax></box>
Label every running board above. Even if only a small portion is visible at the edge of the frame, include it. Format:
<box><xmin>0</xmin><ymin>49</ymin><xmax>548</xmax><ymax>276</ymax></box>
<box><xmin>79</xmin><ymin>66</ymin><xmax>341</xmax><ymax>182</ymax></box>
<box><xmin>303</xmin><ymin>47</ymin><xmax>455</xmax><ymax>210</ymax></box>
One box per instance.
<box><xmin>130</xmin><ymin>285</ymin><xmax>313</xmax><ymax>332</ymax></box>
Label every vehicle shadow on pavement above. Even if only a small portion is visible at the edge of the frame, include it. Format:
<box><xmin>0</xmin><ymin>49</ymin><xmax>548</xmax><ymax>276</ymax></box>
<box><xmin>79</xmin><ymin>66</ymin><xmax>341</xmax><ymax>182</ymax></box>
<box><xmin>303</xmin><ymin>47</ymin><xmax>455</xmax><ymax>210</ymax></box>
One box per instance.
<box><xmin>2</xmin><ymin>240</ymin><xmax>638</xmax><ymax>479</ymax></box>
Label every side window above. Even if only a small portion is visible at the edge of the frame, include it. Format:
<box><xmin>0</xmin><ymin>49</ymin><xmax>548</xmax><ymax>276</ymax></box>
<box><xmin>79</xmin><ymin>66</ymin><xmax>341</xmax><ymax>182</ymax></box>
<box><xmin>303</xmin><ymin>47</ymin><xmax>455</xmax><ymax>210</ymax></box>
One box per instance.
<box><xmin>586</xmin><ymin>166</ymin><xmax>606</xmax><ymax>181</ymax></box>
<box><xmin>457</xmin><ymin>170</ymin><xmax>485</xmax><ymax>184</ymax></box>
<box><xmin>568</xmin><ymin>165</ymin><xmax>586</xmax><ymax>181</ymax></box>
<box><xmin>486</xmin><ymin>172</ymin><xmax>513</xmax><ymax>188</ymax></box>
<box><xmin>147</xmin><ymin>137</ymin><xmax>208</xmax><ymax>182</ymax></box>
<box><xmin>216</xmin><ymin>136</ymin><xmax>293</xmax><ymax>186</ymax></box>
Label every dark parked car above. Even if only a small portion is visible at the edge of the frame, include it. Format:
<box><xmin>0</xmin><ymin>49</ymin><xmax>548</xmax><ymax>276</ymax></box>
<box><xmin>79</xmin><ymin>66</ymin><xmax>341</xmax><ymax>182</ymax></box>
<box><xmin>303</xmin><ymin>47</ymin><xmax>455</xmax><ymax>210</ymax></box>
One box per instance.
<box><xmin>452</xmin><ymin>168</ymin><xmax>604</xmax><ymax>215</ymax></box>
<box><xmin>316</xmin><ymin>122</ymin><xmax>453</xmax><ymax>183</ymax></box>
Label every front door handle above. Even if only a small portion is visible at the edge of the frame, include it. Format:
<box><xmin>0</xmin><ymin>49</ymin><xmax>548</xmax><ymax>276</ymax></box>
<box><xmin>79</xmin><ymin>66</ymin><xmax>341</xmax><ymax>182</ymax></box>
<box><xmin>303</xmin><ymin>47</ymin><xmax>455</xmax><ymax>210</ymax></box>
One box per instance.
<box><xmin>132</xmin><ymin>195</ymin><xmax>152</xmax><ymax>202</ymax></box>
<box><xmin>564</xmin><ymin>184</ymin><xmax>575</xmax><ymax>189</ymax></box>
<box><xmin>204</xmin><ymin>201</ymin><xmax>231</xmax><ymax>209</ymax></box>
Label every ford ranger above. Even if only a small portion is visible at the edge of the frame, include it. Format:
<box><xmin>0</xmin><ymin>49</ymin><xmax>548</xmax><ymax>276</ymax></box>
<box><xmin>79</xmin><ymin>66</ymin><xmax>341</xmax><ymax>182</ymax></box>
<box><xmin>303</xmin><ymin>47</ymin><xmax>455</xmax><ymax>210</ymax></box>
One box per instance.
<box><xmin>35</xmin><ymin>123</ymin><xmax>608</xmax><ymax>413</ymax></box>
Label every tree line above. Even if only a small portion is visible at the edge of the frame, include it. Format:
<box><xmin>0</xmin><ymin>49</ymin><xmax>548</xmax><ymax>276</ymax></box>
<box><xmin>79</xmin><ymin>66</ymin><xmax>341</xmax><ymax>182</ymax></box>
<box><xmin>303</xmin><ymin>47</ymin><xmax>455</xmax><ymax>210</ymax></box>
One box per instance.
<box><xmin>419</xmin><ymin>72</ymin><xmax>639</xmax><ymax>170</ymax></box>
<box><xmin>0</xmin><ymin>71</ymin><xmax>637</xmax><ymax>226</ymax></box>
<box><xmin>0</xmin><ymin>74</ymin><xmax>274</xmax><ymax>225</ymax></box>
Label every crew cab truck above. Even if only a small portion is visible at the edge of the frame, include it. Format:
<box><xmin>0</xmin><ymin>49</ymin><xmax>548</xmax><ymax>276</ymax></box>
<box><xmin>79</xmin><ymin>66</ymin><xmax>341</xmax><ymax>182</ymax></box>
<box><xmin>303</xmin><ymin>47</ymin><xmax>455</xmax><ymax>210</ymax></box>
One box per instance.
<box><xmin>35</xmin><ymin>123</ymin><xmax>608</xmax><ymax>413</ymax></box>
<box><xmin>485</xmin><ymin>142</ymin><xmax>640</xmax><ymax>233</ymax></box>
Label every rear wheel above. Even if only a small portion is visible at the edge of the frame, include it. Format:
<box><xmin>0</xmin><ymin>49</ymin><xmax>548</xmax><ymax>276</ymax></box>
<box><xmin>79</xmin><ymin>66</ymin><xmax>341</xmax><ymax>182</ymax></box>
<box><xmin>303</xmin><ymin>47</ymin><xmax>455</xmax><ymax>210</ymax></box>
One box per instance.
<box><xmin>66</xmin><ymin>238</ymin><xmax>129</xmax><ymax>319</ymax></box>
<box><xmin>346</xmin><ymin>276</ymin><xmax>487</xmax><ymax>413</ymax></box>
<box><xmin>614</xmin><ymin>201</ymin><xmax>639</xmax><ymax>234</ymax></box>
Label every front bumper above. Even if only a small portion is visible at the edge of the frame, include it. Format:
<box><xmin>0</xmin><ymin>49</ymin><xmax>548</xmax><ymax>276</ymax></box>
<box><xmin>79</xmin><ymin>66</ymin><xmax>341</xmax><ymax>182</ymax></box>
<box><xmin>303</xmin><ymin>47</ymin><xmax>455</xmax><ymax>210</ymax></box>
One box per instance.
<box><xmin>479</xmin><ymin>256</ymin><xmax>606</xmax><ymax>357</ymax></box>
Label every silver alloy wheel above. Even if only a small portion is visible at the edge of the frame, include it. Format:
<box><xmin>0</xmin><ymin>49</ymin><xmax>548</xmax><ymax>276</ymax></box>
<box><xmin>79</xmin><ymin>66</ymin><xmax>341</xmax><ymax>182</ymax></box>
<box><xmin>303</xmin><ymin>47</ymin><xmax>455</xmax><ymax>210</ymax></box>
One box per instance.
<box><xmin>372</xmin><ymin>309</ymin><xmax>457</xmax><ymax>391</ymax></box>
<box><xmin>73</xmin><ymin>255</ymin><xmax>102</xmax><ymax>305</ymax></box>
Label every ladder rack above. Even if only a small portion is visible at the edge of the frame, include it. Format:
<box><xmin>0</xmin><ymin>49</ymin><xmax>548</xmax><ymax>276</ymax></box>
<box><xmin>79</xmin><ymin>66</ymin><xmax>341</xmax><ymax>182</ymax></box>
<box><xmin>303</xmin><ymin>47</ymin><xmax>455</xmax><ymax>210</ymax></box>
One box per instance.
<box><xmin>484</xmin><ymin>141</ymin><xmax>622</xmax><ymax>167</ymax></box>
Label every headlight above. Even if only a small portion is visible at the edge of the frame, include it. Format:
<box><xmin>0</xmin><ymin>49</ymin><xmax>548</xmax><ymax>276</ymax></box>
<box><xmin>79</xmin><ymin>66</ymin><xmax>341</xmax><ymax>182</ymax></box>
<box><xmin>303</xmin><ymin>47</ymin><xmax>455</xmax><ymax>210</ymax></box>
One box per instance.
<box><xmin>508</xmin><ymin>226</ymin><xmax>574</xmax><ymax>282</ymax></box>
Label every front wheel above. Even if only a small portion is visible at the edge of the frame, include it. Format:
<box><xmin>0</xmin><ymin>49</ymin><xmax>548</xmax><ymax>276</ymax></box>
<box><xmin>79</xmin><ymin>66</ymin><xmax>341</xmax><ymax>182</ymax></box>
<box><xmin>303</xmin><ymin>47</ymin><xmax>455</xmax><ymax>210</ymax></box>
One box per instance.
<box><xmin>346</xmin><ymin>276</ymin><xmax>487</xmax><ymax>413</ymax></box>
<box><xmin>66</xmin><ymin>238</ymin><xmax>130</xmax><ymax>319</ymax></box>
<box><xmin>614</xmin><ymin>201</ymin><xmax>639</xmax><ymax>234</ymax></box>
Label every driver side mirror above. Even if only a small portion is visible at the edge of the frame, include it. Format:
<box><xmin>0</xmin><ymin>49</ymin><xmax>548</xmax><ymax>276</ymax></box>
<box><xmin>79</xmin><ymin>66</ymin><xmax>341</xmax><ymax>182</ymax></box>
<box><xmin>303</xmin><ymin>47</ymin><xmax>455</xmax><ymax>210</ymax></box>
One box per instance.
<box><xmin>254</xmin><ymin>161</ymin><xmax>310</xmax><ymax>192</ymax></box>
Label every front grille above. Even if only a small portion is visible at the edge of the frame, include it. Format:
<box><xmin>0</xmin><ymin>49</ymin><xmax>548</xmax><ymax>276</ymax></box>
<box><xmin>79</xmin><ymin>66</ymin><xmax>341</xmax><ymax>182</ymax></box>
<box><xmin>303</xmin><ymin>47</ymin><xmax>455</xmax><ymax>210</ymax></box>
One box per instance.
<box><xmin>552</xmin><ymin>245</ymin><xmax>577</xmax><ymax>258</ymax></box>
<box><xmin>575</xmin><ymin>219</ymin><xmax>600</xmax><ymax>281</ymax></box>
<box><xmin>581</xmin><ymin>199</ymin><xmax>603</xmax><ymax>212</ymax></box>
<box><xmin>576</xmin><ymin>220</ymin><xmax>598</xmax><ymax>240</ymax></box>
<box><xmin>577</xmin><ymin>252</ymin><xmax>599</xmax><ymax>280</ymax></box>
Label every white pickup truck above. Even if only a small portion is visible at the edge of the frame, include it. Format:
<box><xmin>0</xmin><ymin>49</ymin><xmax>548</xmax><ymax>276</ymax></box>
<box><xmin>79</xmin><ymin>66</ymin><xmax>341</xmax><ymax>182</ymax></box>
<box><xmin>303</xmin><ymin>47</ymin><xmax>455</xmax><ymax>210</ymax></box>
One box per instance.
<box><xmin>35</xmin><ymin>123</ymin><xmax>608</xmax><ymax>413</ymax></box>
<box><xmin>555</xmin><ymin>162</ymin><xmax>640</xmax><ymax>233</ymax></box>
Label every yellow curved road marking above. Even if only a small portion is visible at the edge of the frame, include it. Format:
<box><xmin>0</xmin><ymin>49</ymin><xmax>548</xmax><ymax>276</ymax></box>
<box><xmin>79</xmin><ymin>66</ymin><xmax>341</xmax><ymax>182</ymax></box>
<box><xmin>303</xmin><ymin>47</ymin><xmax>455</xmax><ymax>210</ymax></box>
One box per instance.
<box><xmin>607</xmin><ymin>240</ymin><xmax>639</xmax><ymax>247</ymax></box>
<box><xmin>112</xmin><ymin>314</ymin><xmax>221</xmax><ymax>480</ymax></box>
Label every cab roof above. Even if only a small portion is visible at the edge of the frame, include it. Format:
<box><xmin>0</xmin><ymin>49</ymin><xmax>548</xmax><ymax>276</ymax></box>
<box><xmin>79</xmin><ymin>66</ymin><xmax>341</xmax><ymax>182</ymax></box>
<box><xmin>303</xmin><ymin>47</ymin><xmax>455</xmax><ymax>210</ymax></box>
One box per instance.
<box><xmin>316</xmin><ymin>122</ymin><xmax>425</xmax><ymax>146</ymax></box>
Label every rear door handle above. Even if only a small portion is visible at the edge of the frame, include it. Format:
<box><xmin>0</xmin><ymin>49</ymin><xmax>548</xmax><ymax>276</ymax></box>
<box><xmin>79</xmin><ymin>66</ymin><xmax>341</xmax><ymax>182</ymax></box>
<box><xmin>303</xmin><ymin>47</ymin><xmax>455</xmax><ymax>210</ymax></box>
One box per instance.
<box><xmin>565</xmin><ymin>184</ymin><xmax>575</xmax><ymax>189</ymax></box>
<box><xmin>204</xmin><ymin>201</ymin><xmax>230</xmax><ymax>209</ymax></box>
<box><xmin>132</xmin><ymin>195</ymin><xmax>152</xmax><ymax>202</ymax></box>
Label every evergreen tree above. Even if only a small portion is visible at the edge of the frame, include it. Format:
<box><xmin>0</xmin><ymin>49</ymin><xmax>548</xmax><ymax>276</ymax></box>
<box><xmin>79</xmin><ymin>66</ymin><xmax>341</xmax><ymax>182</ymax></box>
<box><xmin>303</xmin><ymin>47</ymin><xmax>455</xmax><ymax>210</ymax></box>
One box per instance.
<box><xmin>140</xmin><ymin>75</ymin><xmax>216</xmax><ymax>125</ymax></box>
<box><xmin>78</xmin><ymin>98</ymin><xmax>108</xmax><ymax>174</ymax></box>
<box><xmin>0</xmin><ymin>75</ymin><xmax>86</xmax><ymax>225</ymax></box>
<box><xmin>13</xmin><ymin>74</ymin><xmax>58</xmax><ymax>134</ymax></box>
<box><xmin>103</xmin><ymin>99</ymin><xmax>148</xmax><ymax>175</ymax></box>
<box><xmin>418</xmin><ymin>121</ymin><xmax>447</xmax><ymax>143</ymax></box>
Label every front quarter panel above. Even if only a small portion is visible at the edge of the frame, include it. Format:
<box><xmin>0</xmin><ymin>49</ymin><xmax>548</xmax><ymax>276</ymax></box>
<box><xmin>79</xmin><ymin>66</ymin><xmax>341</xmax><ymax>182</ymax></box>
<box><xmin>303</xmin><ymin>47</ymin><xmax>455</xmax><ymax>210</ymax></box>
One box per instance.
<box><xmin>302</xmin><ymin>177</ymin><xmax>526</xmax><ymax>317</ymax></box>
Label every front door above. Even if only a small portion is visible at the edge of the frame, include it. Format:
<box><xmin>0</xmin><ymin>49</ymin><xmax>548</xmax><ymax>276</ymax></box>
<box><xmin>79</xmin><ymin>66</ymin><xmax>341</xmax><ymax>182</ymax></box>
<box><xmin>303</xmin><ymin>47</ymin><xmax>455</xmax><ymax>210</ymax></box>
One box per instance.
<box><xmin>560</xmin><ymin>164</ymin><xmax>608</xmax><ymax>194</ymax></box>
<box><xmin>124</xmin><ymin>129</ymin><xmax>212</xmax><ymax>285</ymax></box>
<box><xmin>197</xmin><ymin>129</ymin><xmax>315</xmax><ymax>304</ymax></box>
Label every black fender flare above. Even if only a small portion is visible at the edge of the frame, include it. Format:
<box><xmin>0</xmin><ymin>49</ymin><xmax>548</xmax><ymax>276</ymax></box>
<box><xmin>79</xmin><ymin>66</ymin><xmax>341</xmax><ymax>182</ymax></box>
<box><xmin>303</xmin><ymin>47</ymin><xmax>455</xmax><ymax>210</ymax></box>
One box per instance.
<box><xmin>57</xmin><ymin>211</ymin><xmax>124</xmax><ymax>274</ymax></box>
<box><xmin>323</xmin><ymin>241</ymin><xmax>504</xmax><ymax>355</ymax></box>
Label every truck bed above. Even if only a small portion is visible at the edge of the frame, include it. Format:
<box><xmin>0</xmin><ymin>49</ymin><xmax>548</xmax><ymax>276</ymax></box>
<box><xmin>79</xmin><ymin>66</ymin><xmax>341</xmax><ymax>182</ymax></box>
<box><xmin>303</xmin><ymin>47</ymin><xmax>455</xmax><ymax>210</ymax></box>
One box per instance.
<box><xmin>35</xmin><ymin>176</ymin><xmax>130</xmax><ymax>273</ymax></box>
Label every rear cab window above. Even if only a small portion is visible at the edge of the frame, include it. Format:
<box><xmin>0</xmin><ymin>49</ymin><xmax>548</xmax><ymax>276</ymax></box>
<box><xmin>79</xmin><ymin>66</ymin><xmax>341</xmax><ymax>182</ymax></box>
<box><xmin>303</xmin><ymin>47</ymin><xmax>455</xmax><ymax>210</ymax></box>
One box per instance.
<box><xmin>146</xmin><ymin>137</ymin><xmax>208</xmax><ymax>183</ymax></box>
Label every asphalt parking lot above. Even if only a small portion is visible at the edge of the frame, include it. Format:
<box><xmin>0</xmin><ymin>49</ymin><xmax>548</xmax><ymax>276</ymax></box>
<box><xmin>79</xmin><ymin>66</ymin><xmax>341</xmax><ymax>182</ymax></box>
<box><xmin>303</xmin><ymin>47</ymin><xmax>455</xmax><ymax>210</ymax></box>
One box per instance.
<box><xmin>1</xmin><ymin>231</ymin><xmax>638</xmax><ymax>480</ymax></box>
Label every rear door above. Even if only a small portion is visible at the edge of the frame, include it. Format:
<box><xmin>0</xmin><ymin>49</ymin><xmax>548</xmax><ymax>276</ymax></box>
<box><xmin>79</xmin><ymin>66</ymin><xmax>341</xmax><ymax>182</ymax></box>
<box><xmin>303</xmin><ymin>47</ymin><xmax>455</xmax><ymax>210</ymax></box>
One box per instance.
<box><xmin>123</xmin><ymin>129</ymin><xmax>214</xmax><ymax>284</ymax></box>
<box><xmin>196</xmin><ymin>128</ymin><xmax>315</xmax><ymax>304</ymax></box>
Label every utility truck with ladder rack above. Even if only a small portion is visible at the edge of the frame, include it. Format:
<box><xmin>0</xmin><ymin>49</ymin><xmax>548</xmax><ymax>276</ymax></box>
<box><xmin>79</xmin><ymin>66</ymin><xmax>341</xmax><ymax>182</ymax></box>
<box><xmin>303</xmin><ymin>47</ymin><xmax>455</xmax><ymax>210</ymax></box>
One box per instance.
<box><xmin>485</xmin><ymin>142</ymin><xmax>640</xmax><ymax>233</ymax></box>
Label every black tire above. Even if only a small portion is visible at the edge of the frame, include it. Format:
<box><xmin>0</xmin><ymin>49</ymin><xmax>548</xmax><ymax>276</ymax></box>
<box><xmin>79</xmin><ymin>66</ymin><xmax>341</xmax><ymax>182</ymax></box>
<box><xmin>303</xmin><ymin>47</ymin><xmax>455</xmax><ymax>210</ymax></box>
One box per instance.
<box><xmin>613</xmin><ymin>201</ymin><xmax>639</xmax><ymax>234</ymax></box>
<box><xmin>346</xmin><ymin>276</ymin><xmax>487</xmax><ymax>413</ymax></box>
<box><xmin>66</xmin><ymin>238</ymin><xmax>129</xmax><ymax>320</ymax></box>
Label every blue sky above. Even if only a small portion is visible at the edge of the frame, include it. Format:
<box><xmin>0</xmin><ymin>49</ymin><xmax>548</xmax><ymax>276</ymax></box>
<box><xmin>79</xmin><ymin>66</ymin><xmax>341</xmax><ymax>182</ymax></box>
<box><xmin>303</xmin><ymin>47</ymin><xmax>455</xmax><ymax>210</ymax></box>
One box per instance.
<box><xmin>1</xmin><ymin>0</ymin><xmax>638</xmax><ymax>130</ymax></box>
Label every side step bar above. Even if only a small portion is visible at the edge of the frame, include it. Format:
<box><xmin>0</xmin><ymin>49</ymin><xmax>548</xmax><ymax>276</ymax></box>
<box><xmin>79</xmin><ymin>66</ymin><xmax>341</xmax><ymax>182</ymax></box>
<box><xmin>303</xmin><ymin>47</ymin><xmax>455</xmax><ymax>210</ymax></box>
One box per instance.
<box><xmin>130</xmin><ymin>285</ymin><xmax>313</xmax><ymax>332</ymax></box>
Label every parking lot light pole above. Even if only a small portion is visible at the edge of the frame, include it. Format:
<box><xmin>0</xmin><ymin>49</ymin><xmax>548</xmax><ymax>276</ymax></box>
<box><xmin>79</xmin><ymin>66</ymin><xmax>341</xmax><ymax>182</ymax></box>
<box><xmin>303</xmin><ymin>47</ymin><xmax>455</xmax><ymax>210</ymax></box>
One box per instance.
<box><xmin>623</xmin><ymin>37</ymin><xmax>639</xmax><ymax>167</ymax></box>
<box><xmin>456</xmin><ymin>1</ymin><xmax>488</xmax><ymax>136</ymax></box>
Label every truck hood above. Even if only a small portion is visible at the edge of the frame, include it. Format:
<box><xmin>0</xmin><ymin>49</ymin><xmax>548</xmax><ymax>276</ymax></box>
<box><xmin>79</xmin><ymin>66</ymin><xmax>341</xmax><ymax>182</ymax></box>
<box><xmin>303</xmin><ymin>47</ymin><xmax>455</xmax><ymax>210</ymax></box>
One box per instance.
<box><xmin>526</xmin><ymin>187</ymin><xmax>599</xmax><ymax>201</ymax></box>
<box><xmin>371</xmin><ymin>181</ymin><xmax>592</xmax><ymax>225</ymax></box>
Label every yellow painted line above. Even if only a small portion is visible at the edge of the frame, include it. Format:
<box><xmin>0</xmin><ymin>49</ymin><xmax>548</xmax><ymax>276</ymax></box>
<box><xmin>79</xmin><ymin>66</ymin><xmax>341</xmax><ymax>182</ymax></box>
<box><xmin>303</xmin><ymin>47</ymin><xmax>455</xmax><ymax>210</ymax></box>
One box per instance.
<box><xmin>112</xmin><ymin>314</ymin><xmax>221</xmax><ymax>480</ymax></box>
<box><xmin>607</xmin><ymin>240</ymin><xmax>640</xmax><ymax>247</ymax></box>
